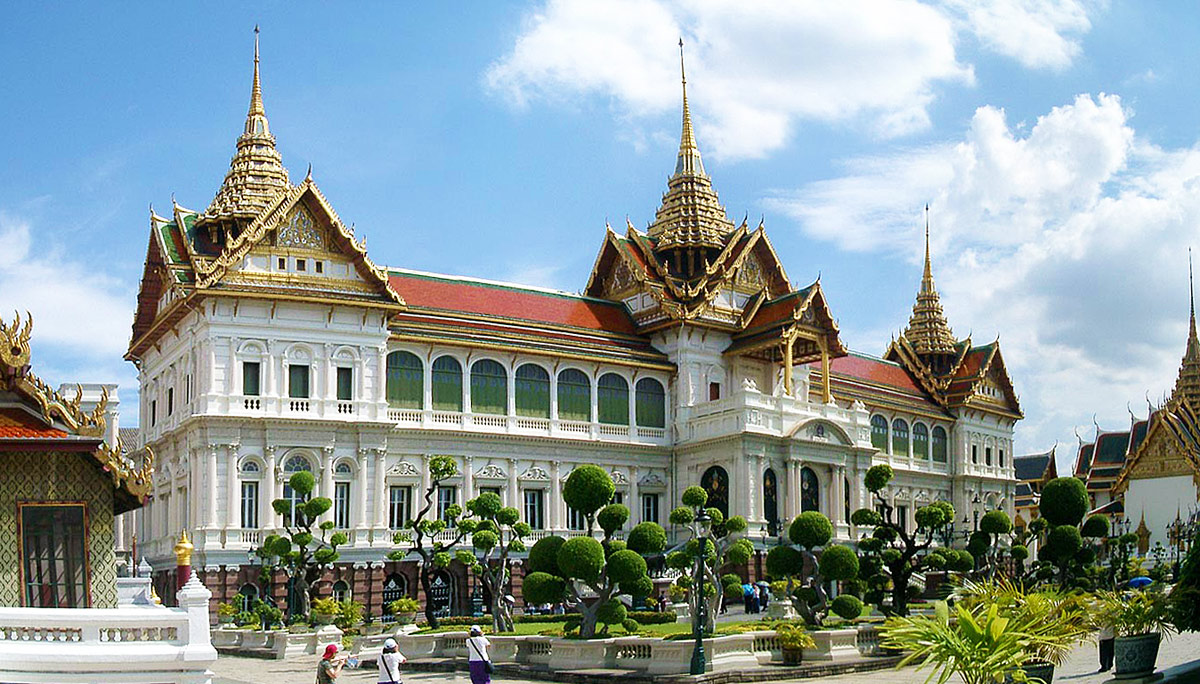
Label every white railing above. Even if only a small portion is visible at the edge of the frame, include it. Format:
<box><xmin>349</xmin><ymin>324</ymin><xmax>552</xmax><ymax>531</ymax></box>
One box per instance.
<box><xmin>387</xmin><ymin>410</ymin><xmax>670</xmax><ymax>446</ymax></box>
<box><xmin>0</xmin><ymin>575</ymin><xmax>216</xmax><ymax>684</ymax></box>
<box><xmin>288</xmin><ymin>399</ymin><xmax>310</xmax><ymax>412</ymax></box>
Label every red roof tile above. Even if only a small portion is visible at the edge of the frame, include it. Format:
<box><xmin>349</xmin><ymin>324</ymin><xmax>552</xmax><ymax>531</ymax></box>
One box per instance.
<box><xmin>388</xmin><ymin>271</ymin><xmax>638</xmax><ymax>335</ymax></box>
<box><xmin>826</xmin><ymin>353</ymin><xmax>924</xmax><ymax>395</ymax></box>
<box><xmin>0</xmin><ymin>409</ymin><xmax>67</xmax><ymax>439</ymax></box>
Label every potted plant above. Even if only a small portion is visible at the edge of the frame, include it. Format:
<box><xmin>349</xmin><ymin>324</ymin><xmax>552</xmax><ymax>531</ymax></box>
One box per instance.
<box><xmin>389</xmin><ymin>597</ymin><xmax>421</xmax><ymax>625</ymax></box>
<box><xmin>311</xmin><ymin>597</ymin><xmax>341</xmax><ymax>626</ymax></box>
<box><xmin>217</xmin><ymin>602</ymin><xmax>237</xmax><ymax>625</ymax></box>
<box><xmin>775</xmin><ymin>623</ymin><xmax>815</xmax><ymax>665</ymax></box>
<box><xmin>1096</xmin><ymin>588</ymin><xmax>1175</xmax><ymax>678</ymax></box>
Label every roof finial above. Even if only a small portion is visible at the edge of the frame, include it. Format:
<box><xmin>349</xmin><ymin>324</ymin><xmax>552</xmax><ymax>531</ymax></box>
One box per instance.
<box><xmin>305</xmin><ymin>162</ymin><xmax>313</xmax><ymax>182</ymax></box>
<box><xmin>923</xmin><ymin>204</ymin><xmax>932</xmax><ymax>282</ymax></box>
<box><xmin>674</xmin><ymin>38</ymin><xmax>704</xmax><ymax>177</ymax></box>
<box><xmin>1190</xmin><ymin>247</ymin><xmax>1195</xmax><ymax>331</ymax></box>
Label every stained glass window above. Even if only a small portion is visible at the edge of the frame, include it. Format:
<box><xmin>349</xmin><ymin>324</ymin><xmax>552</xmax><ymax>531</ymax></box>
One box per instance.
<box><xmin>700</xmin><ymin>466</ymin><xmax>729</xmax><ymax>520</ymax></box>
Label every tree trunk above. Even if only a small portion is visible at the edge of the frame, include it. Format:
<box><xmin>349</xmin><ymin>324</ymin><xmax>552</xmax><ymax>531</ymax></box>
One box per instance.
<box><xmin>421</xmin><ymin>566</ymin><xmax>439</xmax><ymax>628</ymax></box>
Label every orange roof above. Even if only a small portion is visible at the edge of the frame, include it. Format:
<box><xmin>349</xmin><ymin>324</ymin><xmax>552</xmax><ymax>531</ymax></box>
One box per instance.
<box><xmin>389</xmin><ymin>270</ymin><xmax>638</xmax><ymax>335</ymax></box>
<box><xmin>0</xmin><ymin>408</ymin><xmax>68</xmax><ymax>439</ymax></box>
<box><xmin>827</xmin><ymin>353</ymin><xmax>924</xmax><ymax>395</ymax></box>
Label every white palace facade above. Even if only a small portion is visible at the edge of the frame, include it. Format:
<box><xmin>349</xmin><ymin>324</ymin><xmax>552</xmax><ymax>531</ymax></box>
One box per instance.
<box><xmin>124</xmin><ymin>37</ymin><xmax>1023</xmax><ymax>614</ymax></box>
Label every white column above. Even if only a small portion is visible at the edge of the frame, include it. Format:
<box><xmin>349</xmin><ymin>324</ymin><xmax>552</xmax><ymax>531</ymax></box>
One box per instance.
<box><xmin>464</xmin><ymin>455</ymin><xmax>475</xmax><ymax>502</ymax></box>
<box><xmin>754</xmin><ymin>454</ymin><xmax>765</xmax><ymax>523</ymax></box>
<box><xmin>321</xmin><ymin>447</ymin><xmax>335</xmax><ymax>510</ymax></box>
<box><xmin>374</xmin><ymin>449</ymin><xmax>388</xmax><ymax>530</ymax></box>
<box><xmin>356</xmin><ymin>449</ymin><xmax>369</xmax><ymax>533</ymax></box>
<box><xmin>265</xmin><ymin>446</ymin><xmax>278</xmax><ymax>529</ymax></box>
<box><xmin>785</xmin><ymin>460</ymin><xmax>799</xmax><ymax>520</ymax></box>
<box><xmin>226</xmin><ymin>444</ymin><xmax>239</xmax><ymax>531</ymax></box>
<box><xmin>549</xmin><ymin>372</ymin><xmax>559</xmax><ymax>421</ymax></box>
<box><xmin>508</xmin><ymin>458</ymin><xmax>520</xmax><ymax>509</ymax></box>
<box><xmin>551</xmin><ymin>462</ymin><xmax>562</xmax><ymax>530</ymax></box>
<box><xmin>206</xmin><ymin>445</ymin><xmax>219</xmax><ymax>529</ymax></box>
<box><xmin>630</xmin><ymin>466</ymin><xmax>640</xmax><ymax>524</ymax></box>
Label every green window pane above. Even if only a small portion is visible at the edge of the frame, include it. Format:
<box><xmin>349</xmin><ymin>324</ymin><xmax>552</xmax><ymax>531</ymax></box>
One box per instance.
<box><xmin>470</xmin><ymin>359</ymin><xmax>507</xmax><ymax>415</ymax></box>
<box><xmin>557</xmin><ymin>369</ymin><xmax>591</xmax><ymax>421</ymax></box>
<box><xmin>635</xmin><ymin>378</ymin><xmax>665</xmax><ymax>428</ymax></box>
<box><xmin>597</xmin><ymin>373</ymin><xmax>629</xmax><ymax>425</ymax></box>
<box><xmin>912</xmin><ymin>422</ymin><xmax>929</xmax><ymax>459</ymax></box>
<box><xmin>387</xmin><ymin>351</ymin><xmax>423</xmax><ymax>409</ymax></box>
<box><xmin>243</xmin><ymin>362</ymin><xmax>260</xmax><ymax>396</ymax></box>
<box><xmin>288</xmin><ymin>364</ymin><xmax>310</xmax><ymax>399</ymax></box>
<box><xmin>337</xmin><ymin>367</ymin><xmax>353</xmax><ymax>401</ymax></box>
<box><xmin>891</xmin><ymin>419</ymin><xmax>909</xmax><ymax>456</ymax></box>
<box><xmin>870</xmin><ymin>415</ymin><xmax>888</xmax><ymax>451</ymax></box>
<box><xmin>932</xmin><ymin>427</ymin><xmax>948</xmax><ymax>463</ymax></box>
<box><xmin>431</xmin><ymin>356</ymin><xmax>463</xmax><ymax>412</ymax></box>
<box><xmin>515</xmin><ymin>364</ymin><xmax>550</xmax><ymax>418</ymax></box>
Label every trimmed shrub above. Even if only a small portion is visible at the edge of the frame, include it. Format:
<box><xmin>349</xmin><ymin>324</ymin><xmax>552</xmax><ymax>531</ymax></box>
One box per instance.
<box><xmin>563</xmin><ymin>465</ymin><xmax>616</xmax><ymax>516</ymax></box>
<box><xmin>1038</xmin><ymin>477</ymin><xmax>1089</xmax><ymax>527</ymax></box>
<box><xmin>830</xmin><ymin>594</ymin><xmax>865</xmax><ymax>620</ymax></box>
<box><xmin>606</xmin><ymin>549</ymin><xmax>647</xmax><ymax>585</ymax></box>
<box><xmin>766</xmin><ymin>545</ymin><xmax>804</xmax><ymax>577</ymax></box>
<box><xmin>557</xmin><ymin>536</ymin><xmax>606</xmax><ymax>582</ymax></box>
<box><xmin>522</xmin><ymin>572</ymin><xmax>567</xmax><ymax>605</ymax></box>
<box><xmin>597</xmin><ymin>504</ymin><xmax>630</xmax><ymax>534</ymax></box>
<box><xmin>979</xmin><ymin>510</ymin><xmax>1012</xmax><ymax>536</ymax></box>
<box><xmin>851</xmin><ymin>508</ymin><xmax>883</xmax><ymax>527</ymax></box>
<box><xmin>596</xmin><ymin>599</ymin><xmax>627</xmax><ymax>626</ymax></box>
<box><xmin>819</xmin><ymin>545</ymin><xmax>860</xmax><ymax>581</ymax></box>
<box><xmin>864</xmin><ymin>465</ymin><xmax>893</xmax><ymax>492</ymax></box>
<box><xmin>789</xmin><ymin>511</ymin><xmax>833</xmax><ymax>549</ymax></box>
<box><xmin>1081</xmin><ymin>514</ymin><xmax>1110</xmax><ymax>539</ymax></box>
<box><xmin>1045</xmin><ymin>525</ymin><xmax>1083</xmax><ymax>561</ymax></box>
<box><xmin>528</xmin><ymin>535</ymin><xmax>566</xmax><ymax>575</ymax></box>
<box><xmin>967</xmin><ymin>531</ymin><xmax>991</xmax><ymax>558</ymax></box>
<box><xmin>628</xmin><ymin>610</ymin><xmax>677</xmax><ymax>625</ymax></box>
<box><xmin>627</xmin><ymin>522</ymin><xmax>667</xmax><ymax>555</ymax></box>
<box><xmin>1010</xmin><ymin>544</ymin><xmax>1029</xmax><ymax>561</ymax></box>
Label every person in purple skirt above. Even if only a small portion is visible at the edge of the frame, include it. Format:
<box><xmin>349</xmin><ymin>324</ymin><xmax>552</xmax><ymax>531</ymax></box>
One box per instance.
<box><xmin>467</xmin><ymin>625</ymin><xmax>492</xmax><ymax>684</ymax></box>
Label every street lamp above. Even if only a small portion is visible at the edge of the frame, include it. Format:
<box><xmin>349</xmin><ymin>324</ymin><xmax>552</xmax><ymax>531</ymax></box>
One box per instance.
<box><xmin>690</xmin><ymin>508</ymin><xmax>713</xmax><ymax>676</ymax></box>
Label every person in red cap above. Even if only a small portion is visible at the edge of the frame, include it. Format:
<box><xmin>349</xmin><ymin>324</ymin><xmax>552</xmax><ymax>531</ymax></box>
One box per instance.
<box><xmin>317</xmin><ymin>643</ymin><xmax>347</xmax><ymax>684</ymax></box>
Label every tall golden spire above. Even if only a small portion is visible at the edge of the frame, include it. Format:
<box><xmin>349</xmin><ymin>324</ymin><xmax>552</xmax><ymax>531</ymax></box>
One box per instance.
<box><xmin>1172</xmin><ymin>249</ymin><xmax>1200</xmax><ymax>412</ymax></box>
<box><xmin>200</xmin><ymin>26</ymin><xmax>291</xmax><ymax>230</ymax></box>
<box><xmin>903</xmin><ymin>205</ymin><xmax>957</xmax><ymax>355</ymax></box>
<box><xmin>648</xmin><ymin>39</ymin><xmax>734</xmax><ymax>253</ymax></box>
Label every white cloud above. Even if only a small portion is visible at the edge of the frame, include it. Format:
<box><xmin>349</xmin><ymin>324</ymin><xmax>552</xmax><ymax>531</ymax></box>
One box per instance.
<box><xmin>768</xmin><ymin>93</ymin><xmax>1200</xmax><ymax>458</ymax></box>
<box><xmin>487</xmin><ymin>0</ymin><xmax>973</xmax><ymax>159</ymax></box>
<box><xmin>940</xmin><ymin>0</ymin><xmax>1095</xmax><ymax>70</ymax></box>
<box><xmin>488</xmin><ymin>0</ymin><xmax>1102</xmax><ymax>160</ymax></box>
<box><xmin>0</xmin><ymin>213</ymin><xmax>135</xmax><ymax>389</ymax></box>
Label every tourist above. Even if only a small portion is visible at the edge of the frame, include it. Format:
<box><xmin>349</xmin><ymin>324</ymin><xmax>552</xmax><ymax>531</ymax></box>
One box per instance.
<box><xmin>317</xmin><ymin>643</ymin><xmax>347</xmax><ymax>684</ymax></box>
<box><xmin>378</xmin><ymin>637</ymin><xmax>407</xmax><ymax>684</ymax></box>
<box><xmin>758</xmin><ymin>584</ymin><xmax>769</xmax><ymax>611</ymax></box>
<box><xmin>742</xmin><ymin>582</ymin><xmax>753</xmax><ymax>613</ymax></box>
<box><xmin>1098</xmin><ymin>623</ymin><xmax>1115</xmax><ymax>672</ymax></box>
<box><xmin>749</xmin><ymin>584</ymin><xmax>760</xmax><ymax>614</ymax></box>
<box><xmin>467</xmin><ymin>625</ymin><xmax>493</xmax><ymax>684</ymax></box>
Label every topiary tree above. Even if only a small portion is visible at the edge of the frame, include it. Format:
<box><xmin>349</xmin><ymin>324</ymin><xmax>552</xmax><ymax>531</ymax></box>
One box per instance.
<box><xmin>522</xmin><ymin>467</ymin><xmax>666</xmax><ymax>638</ymax></box>
<box><xmin>261</xmin><ymin>470</ymin><xmax>347</xmax><ymax>619</ymax></box>
<box><xmin>970</xmin><ymin>510</ymin><xmax>1014</xmax><ymax>578</ymax></box>
<box><xmin>387</xmin><ymin>455</ymin><xmax>473</xmax><ymax>628</ymax></box>
<box><xmin>666</xmin><ymin>485</ymin><xmax>753</xmax><ymax>633</ymax></box>
<box><xmin>1024</xmin><ymin>477</ymin><xmax>1104</xmax><ymax>591</ymax></box>
<box><xmin>765</xmin><ymin>510</ymin><xmax>860</xmax><ymax>626</ymax></box>
<box><xmin>454</xmin><ymin>491</ymin><xmax>530</xmax><ymax>632</ymax></box>
<box><xmin>850</xmin><ymin>465</ymin><xmax>956</xmax><ymax>616</ymax></box>
<box><xmin>1170</xmin><ymin>530</ymin><xmax>1200</xmax><ymax>633</ymax></box>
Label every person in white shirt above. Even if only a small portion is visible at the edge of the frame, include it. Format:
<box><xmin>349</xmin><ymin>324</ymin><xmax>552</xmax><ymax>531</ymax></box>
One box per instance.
<box><xmin>377</xmin><ymin>637</ymin><xmax>406</xmax><ymax>684</ymax></box>
<box><xmin>467</xmin><ymin>625</ymin><xmax>492</xmax><ymax>684</ymax></box>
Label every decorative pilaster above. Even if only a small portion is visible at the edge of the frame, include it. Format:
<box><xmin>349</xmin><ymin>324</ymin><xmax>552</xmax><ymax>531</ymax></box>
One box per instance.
<box><xmin>373</xmin><ymin>449</ymin><xmax>388</xmax><ymax>531</ymax></box>
<box><xmin>508</xmin><ymin>458</ymin><xmax>519</xmax><ymax>509</ymax></box>
<box><xmin>206</xmin><ymin>444</ymin><xmax>220</xmax><ymax>529</ymax></box>
<box><xmin>225</xmin><ymin>444</ymin><xmax>240</xmax><ymax>532</ymax></box>
<box><xmin>464</xmin><ymin>455</ymin><xmax>475</xmax><ymax>502</ymax></box>
<box><xmin>265</xmin><ymin>446</ymin><xmax>278</xmax><ymax>529</ymax></box>
<box><xmin>321</xmin><ymin>447</ymin><xmax>335</xmax><ymax>521</ymax></box>
<box><xmin>550</xmin><ymin>462</ymin><xmax>562</xmax><ymax>530</ymax></box>
<box><xmin>356</xmin><ymin>448</ymin><xmax>369</xmax><ymax>534</ymax></box>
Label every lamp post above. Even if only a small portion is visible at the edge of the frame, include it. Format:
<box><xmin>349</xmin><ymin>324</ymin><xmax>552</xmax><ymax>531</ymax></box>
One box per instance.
<box><xmin>690</xmin><ymin>508</ymin><xmax>712</xmax><ymax>676</ymax></box>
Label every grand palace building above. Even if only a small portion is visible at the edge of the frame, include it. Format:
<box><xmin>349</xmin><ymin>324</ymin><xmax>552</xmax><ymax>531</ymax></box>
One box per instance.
<box><xmin>124</xmin><ymin>36</ymin><xmax>1023</xmax><ymax>614</ymax></box>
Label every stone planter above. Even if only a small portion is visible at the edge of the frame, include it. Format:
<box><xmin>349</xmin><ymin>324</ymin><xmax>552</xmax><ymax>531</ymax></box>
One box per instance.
<box><xmin>396</xmin><ymin>612</ymin><xmax>416</xmax><ymax>625</ymax></box>
<box><xmin>767</xmin><ymin>601</ymin><xmax>798</xmax><ymax>620</ymax></box>
<box><xmin>1006</xmin><ymin>661</ymin><xmax>1054</xmax><ymax>683</ymax></box>
<box><xmin>241</xmin><ymin>629</ymin><xmax>276</xmax><ymax>649</ymax></box>
<box><xmin>802</xmin><ymin>628</ymin><xmax>859</xmax><ymax>662</ymax></box>
<box><xmin>782</xmin><ymin>648</ymin><xmax>803</xmax><ymax>665</ymax></box>
<box><xmin>312</xmin><ymin>612</ymin><xmax>336</xmax><ymax>627</ymax></box>
<box><xmin>1114</xmin><ymin>632</ymin><xmax>1161</xmax><ymax>679</ymax></box>
<box><xmin>671</xmin><ymin>602</ymin><xmax>691</xmax><ymax>621</ymax></box>
<box><xmin>211</xmin><ymin>627</ymin><xmax>243</xmax><ymax>648</ymax></box>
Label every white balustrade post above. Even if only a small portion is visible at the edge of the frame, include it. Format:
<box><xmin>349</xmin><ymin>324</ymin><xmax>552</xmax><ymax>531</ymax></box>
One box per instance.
<box><xmin>177</xmin><ymin>573</ymin><xmax>219</xmax><ymax>664</ymax></box>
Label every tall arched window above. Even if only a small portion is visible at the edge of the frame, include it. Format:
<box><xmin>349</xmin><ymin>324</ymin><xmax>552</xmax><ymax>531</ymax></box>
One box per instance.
<box><xmin>870</xmin><ymin>415</ymin><xmax>889</xmax><ymax>451</ymax></box>
<box><xmin>912</xmin><ymin>422</ymin><xmax>930</xmax><ymax>459</ymax></box>
<box><xmin>891</xmin><ymin>419</ymin><xmax>909</xmax><ymax>456</ymax></box>
<box><xmin>382</xmin><ymin>573</ymin><xmax>409</xmax><ymax>621</ymax></box>
<box><xmin>386</xmin><ymin>351</ymin><xmax>423</xmax><ymax>409</ymax></box>
<box><xmin>931</xmin><ymin>426</ymin><xmax>948</xmax><ymax>463</ymax></box>
<box><xmin>332</xmin><ymin>579</ymin><xmax>350</xmax><ymax>603</ymax></box>
<box><xmin>801</xmin><ymin>467</ymin><xmax>820</xmax><ymax>513</ymax></box>
<box><xmin>281</xmin><ymin>455</ymin><xmax>312</xmax><ymax>527</ymax></box>
<box><xmin>557</xmin><ymin>369</ymin><xmax>591</xmax><ymax>421</ymax></box>
<box><xmin>431</xmin><ymin>356</ymin><xmax>463</xmax><ymax>412</ymax></box>
<box><xmin>470</xmin><ymin>359</ymin><xmax>507</xmax><ymax>415</ymax></box>
<box><xmin>762</xmin><ymin>468</ymin><xmax>779</xmax><ymax>534</ymax></box>
<box><xmin>515</xmin><ymin>364</ymin><xmax>550</xmax><ymax>418</ymax></box>
<box><xmin>237</xmin><ymin>583</ymin><xmax>259</xmax><ymax>612</ymax></box>
<box><xmin>700</xmin><ymin>466</ymin><xmax>729</xmax><ymax>520</ymax></box>
<box><xmin>597</xmin><ymin>373</ymin><xmax>629</xmax><ymax>425</ymax></box>
<box><xmin>635</xmin><ymin>378</ymin><xmax>666</xmax><ymax>428</ymax></box>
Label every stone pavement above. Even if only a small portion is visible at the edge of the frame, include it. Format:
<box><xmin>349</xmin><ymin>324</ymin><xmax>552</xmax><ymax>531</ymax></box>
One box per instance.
<box><xmin>209</xmin><ymin>631</ymin><xmax>1200</xmax><ymax>684</ymax></box>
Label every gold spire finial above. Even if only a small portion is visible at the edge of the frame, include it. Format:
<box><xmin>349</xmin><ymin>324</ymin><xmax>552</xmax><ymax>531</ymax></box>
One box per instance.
<box><xmin>675</xmin><ymin>38</ymin><xmax>703</xmax><ymax>177</ymax></box>
<box><xmin>173</xmin><ymin>529</ymin><xmax>193</xmax><ymax>567</ymax></box>
<box><xmin>902</xmin><ymin>205</ymin><xmax>956</xmax><ymax>356</ymax></box>
<box><xmin>923</xmin><ymin>204</ymin><xmax>932</xmax><ymax>283</ymax></box>
<box><xmin>247</xmin><ymin>25</ymin><xmax>267</xmax><ymax>131</ymax></box>
<box><xmin>1171</xmin><ymin>248</ymin><xmax>1200</xmax><ymax>413</ymax></box>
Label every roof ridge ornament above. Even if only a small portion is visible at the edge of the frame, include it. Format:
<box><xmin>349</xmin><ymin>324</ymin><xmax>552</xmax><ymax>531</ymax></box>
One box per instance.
<box><xmin>902</xmin><ymin>204</ymin><xmax>957</xmax><ymax>357</ymax></box>
<box><xmin>1171</xmin><ymin>247</ymin><xmax>1200</xmax><ymax>413</ymax></box>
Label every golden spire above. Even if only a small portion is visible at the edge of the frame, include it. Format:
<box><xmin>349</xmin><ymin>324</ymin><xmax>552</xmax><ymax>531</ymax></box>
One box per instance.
<box><xmin>903</xmin><ymin>205</ymin><xmax>957</xmax><ymax>355</ymax></box>
<box><xmin>199</xmin><ymin>26</ymin><xmax>291</xmax><ymax>229</ymax></box>
<box><xmin>1171</xmin><ymin>248</ymin><xmax>1200</xmax><ymax>413</ymax></box>
<box><xmin>648</xmin><ymin>39</ymin><xmax>734</xmax><ymax>253</ymax></box>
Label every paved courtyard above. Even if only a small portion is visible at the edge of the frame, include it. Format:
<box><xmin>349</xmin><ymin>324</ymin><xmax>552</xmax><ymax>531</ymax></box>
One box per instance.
<box><xmin>210</xmin><ymin>631</ymin><xmax>1200</xmax><ymax>684</ymax></box>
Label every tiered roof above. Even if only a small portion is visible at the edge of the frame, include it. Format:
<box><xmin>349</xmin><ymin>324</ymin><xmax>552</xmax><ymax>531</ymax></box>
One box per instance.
<box><xmin>1</xmin><ymin>314</ymin><xmax>151</xmax><ymax>513</ymax></box>
<box><xmin>1013</xmin><ymin>447</ymin><xmax>1057</xmax><ymax>513</ymax></box>
<box><xmin>904</xmin><ymin>211</ymin><xmax>957</xmax><ymax>355</ymax></box>
<box><xmin>1086</xmin><ymin>426</ymin><xmax>1132</xmax><ymax>494</ymax></box>
<box><xmin>810</xmin><ymin>352</ymin><xmax>950</xmax><ymax>418</ymax></box>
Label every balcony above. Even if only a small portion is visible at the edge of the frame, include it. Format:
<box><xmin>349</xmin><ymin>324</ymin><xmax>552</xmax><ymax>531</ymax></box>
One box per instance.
<box><xmin>386</xmin><ymin>409</ymin><xmax>671</xmax><ymax>447</ymax></box>
<box><xmin>678</xmin><ymin>387</ymin><xmax>869</xmax><ymax>445</ymax></box>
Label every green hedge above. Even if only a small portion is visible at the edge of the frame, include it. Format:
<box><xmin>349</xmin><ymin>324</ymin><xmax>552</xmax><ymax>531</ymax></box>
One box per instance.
<box><xmin>628</xmin><ymin>611</ymin><xmax>677</xmax><ymax>624</ymax></box>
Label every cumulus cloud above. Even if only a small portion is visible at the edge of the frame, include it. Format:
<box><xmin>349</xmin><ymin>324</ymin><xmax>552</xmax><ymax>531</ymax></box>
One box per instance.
<box><xmin>0</xmin><ymin>213</ymin><xmax>136</xmax><ymax>391</ymax></box>
<box><xmin>487</xmin><ymin>0</ymin><xmax>1101</xmax><ymax>159</ymax></box>
<box><xmin>769</xmin><ymin>93</ymin><xmax>1200</xmax><ymax>457</ymax></box>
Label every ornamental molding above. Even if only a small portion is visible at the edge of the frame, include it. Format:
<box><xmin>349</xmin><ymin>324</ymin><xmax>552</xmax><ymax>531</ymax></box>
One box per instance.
<box><xmin>475</xmin><ymin>464</ymin><xmax>507</xmax><ymax>480</ymax></box>
<box><xmin>387</xmin><ymin>461</ymin><xmax>421</xmax><ymax>478</ymax></box>
<box><xmin>610</xmin><ymin>470</ymin><xmax>629</xmax><ymax>485</ymax></box>
<box><xmin>639</xmin><ymin>472</ymin><xmax>667</xmax><ymax>489</ymax></box>
<box><xmin>520</xmin><ymin>466</ymin><xmax>550</xmax><ymax>482</ymax></box>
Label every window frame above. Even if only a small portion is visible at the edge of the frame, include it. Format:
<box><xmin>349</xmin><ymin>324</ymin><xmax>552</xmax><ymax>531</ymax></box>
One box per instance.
<box><xmin>18</xmin><ymin>502</ymin><xmax>91</xmax><ymax>608</ymax></box>
<box><xmin>288</xmin><ymin>364</ymin><xmax>310</xmax><ymax>399</ymax></box>
<box><xmin>523</xmin><ymin>489</ymin><xmax>545</xmax><ymax>530</ymax></box>
<box><xmin>389</xmin><ymin>485</ymin><xmax>412</xmax><ymax>529</ymax></box>
<box><xmin>243</xmin><ymin>361</ymin><xmax>261</xmax><ymax>397</ymax></box>
<box><xmin>336</xmin><ymin>366</ymin><xmax>353</xmax><ymax>402</ymax></box>
<box><xmin>640</xmin><ymin>493</ymin><xmax>660</xmax><ymax>524</ymax></box>
<box><xmin>556</xmin><ymin>368</ymin><xmax>591</xmax><ymax>421</ymax></box>
<box><xmin>386</xmin><ymin>351</ymin><xmax>424</xmax><ymax>409</ymax></box>
<box><xmin>240</xmin><ymin>481</ymin><xmax>259</xmax><ymax>529</ymax></box>
<box><xmin>515</xmin><ymin>363</ymin><xmax>551</xmax><ymax>418</ymax></box>
<box><xmin>333</xmin><ymin>481</ymin><xmax>352</xmax><ymax>529</ymax></box>
<box><xmin>597</xmin><ymin>373</ymin><xmax>630</xmax><ymax>425</ymax></box>
<box><xmin>431</xmin><ymin>356</ymin><xmax>464</xmax><ymax>412</ymax></box>
<box><xmin>635</xmin><ymin>377</ymin><xmax>666</xmax><ymax>428</ymax></box>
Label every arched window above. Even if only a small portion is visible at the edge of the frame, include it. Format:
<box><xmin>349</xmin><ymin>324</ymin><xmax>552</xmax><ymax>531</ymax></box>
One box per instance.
<box><xmin>635</xmin><ymin>378</ymin><xmax>666</xmax><ymax>428</ymax></box>
<box><xmin>431</xmin><ymin>356</ymin><xmax>463</xmax><ymax>412</ymax></box>
<box><xmin>870</xmin><ymin>415</ymin><xmax>889</xmax><ymax>451</ymax></box>
<box><xmin>386</xmin><ymin>351</ymin><xmax>423</xmax><ymax>409</ymax></box>
<box><xmin>282</xmin><ymin>456</ymin><xmax>312</xmax><ymax>527</ymax></box>
<box><xmin>515</xmin><ymin>364</ymin><xmax>550</xmax><ymax>418</ymax></box>
<box><xmin>700</xmin><ymin>466</ymin><xmax>729</xmax><ymax>520</ymax></box>
<box><xmin>241</xmin><ymin>461</ymin><xmax>260</xmax><ymax>474</ymax></box>
<box><xmin>801</xmin><ymin>467</ymin><xmax>820</xmax><ymax>513</ymax></box>
<box><xmin>382</xmin><ymin>573</ymin><xmax>409</xmax><ymax>620</ymax></box>
<box><xmin>237</xmin><ymin>583</ymin><xmax>259</xmax><ymax>612</ymax></box>
<box><xmin>912</xmin><ymin>423</ymin><xmax>930</xmax><ymax>459</ymax></box>
<box><xmin>332</xmin><ymin>579</ymin><xmax>350</xmax><ymax>603</ymax></box>
<box><xmin>891</xmin><ymin>419</ymin><xmax>909</xmax><ymax>456</ymax></box>
<box><xmin>240</xmin><ymin>460</ymin><xmax>261</xmax><ymax>529</ymax></box>
<box><xmin>762</xmin><ymin>468</ymin><xmax>779</xmax><ymax>535</ymax></box>
<box><xmin>931</xmin><ymin>427</ymin><xmax>948</xmax><ymax>463</ymax></box>
<box><xmin>470</xmin><ymin>359</ymin><xmax>507</xmax><ymax>415</ymax></box>
<box><xmin>557</xmin><ymin>369</ymin><xmax>591</xmax><ymax>421</ymax></box>
<box><xmin>597</xmin><ymin>373</ymin><xmax>629</xmax><ymax>425</ymax></box>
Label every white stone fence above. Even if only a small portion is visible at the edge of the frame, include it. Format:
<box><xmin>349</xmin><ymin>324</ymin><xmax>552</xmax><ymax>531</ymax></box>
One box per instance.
<box><xmin>0</xmin><ymin>575</ymin><xmax>218</xmax><ymax>684</ymax></box>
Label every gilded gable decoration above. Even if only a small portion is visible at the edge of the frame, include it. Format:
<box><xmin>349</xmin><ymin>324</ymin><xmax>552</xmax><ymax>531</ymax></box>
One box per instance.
<box><xmin>276</xmin><ymin>204</ymin><xmax>325</xmax><ymax>250</ymax></box>
<box><xmin>606</xmin><ymin>257</ymin><xmax>637</xmax><ymax>297</ymax></box>
<box><xmin>736</xmin><ymin>252</ymin><xmax>764</xmax><ymax>288</ymax></box>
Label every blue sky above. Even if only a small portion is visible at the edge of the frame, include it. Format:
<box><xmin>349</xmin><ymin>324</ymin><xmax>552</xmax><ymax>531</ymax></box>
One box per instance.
<box><xmin>3</xmin><ymin>1</ymin><xmax>1199</xmax><ymax>472</ymax></box>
